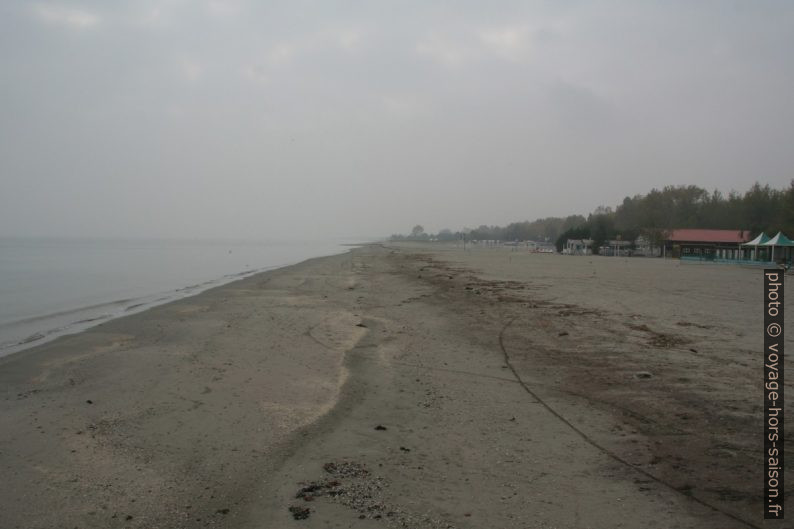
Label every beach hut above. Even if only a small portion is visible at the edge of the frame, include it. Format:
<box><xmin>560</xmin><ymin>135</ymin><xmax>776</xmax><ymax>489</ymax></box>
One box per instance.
<box><xmin>741</xmin><ymin>232</ymin><xmax>770</xmax><ymax>260</ymax></box>
<box><xmin>663</xmin><ymin>229</ymin><xmax>750</xmax><ymax>260</ymax></box>
<box><xmin>564</xmin><ymin>239</ymin><xmax>593</xmax><ymax>255</ymax></box>
<box><xmin>761</xmin><ymin>232</ymin><xmax>794</xmax><ymax>264</ymax></box>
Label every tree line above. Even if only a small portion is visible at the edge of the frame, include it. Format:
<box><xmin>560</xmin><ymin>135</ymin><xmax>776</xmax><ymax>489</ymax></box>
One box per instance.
<box><xmin>391</xmin><ymin>181</ymin><xmax>794</xmax><ymax>254</ymax></box>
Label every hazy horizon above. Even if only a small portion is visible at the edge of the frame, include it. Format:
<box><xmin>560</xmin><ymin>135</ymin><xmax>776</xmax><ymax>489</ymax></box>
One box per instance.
<box><xmin>2</xmin><ymin>1</ymin><xmax>793</xmax><ymax>239</ymax></box>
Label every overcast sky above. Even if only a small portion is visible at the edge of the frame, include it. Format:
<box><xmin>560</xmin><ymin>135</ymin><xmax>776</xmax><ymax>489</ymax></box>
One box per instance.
<box><xmin>1</xmin><ymin>1</ymin><xmax>792</xmax><ymax>239</ymax></box>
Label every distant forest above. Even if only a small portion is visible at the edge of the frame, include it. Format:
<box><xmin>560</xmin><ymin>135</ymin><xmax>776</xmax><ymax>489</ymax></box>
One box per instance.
<box><xmin>390</xmin><ymin>181</ymin><xmax>794</xmax><ymax>253</ymax></box>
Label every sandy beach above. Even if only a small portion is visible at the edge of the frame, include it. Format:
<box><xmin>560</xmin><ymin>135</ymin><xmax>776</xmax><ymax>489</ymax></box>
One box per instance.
<box><xmin>0</xmin><ymin>243</ymin><xmax>790</xmax><ymax>528</ymax></box>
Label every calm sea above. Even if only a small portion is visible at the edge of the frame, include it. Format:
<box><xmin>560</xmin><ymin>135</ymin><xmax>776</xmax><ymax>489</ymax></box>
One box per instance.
<box><xmin>0</xmin><ymin>237</ymin><xmax>358</xmax><ymax>357</ymax></box>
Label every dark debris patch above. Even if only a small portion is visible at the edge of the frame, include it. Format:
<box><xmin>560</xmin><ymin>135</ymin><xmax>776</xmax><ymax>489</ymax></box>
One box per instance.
<box><xmin>324</xmin><ymin>460</ymin><xmax>370</xmax><ymax>478</ymax></box>
<box><xmin>627</xmin><ymin>323</ymin><xmax>690</xmax><ymax>348</ymax></box>
<box><xmin>295</xmin><ymin>480</ymin><xmax>342</xmax><ymax>501</ymax></box>
<box><xmin>289</xmin><ymin>505</ymin><xmax>311</xmax><ymax>520</ymax></box>
<box><xmin>294</xmin><ymin>460</ymin><xmax>455</xmax><ymax>528</ymax></box>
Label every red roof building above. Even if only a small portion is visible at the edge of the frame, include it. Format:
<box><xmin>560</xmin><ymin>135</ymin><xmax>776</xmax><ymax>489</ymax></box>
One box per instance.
<box><xmin>663</xmin><ymin>229</ymin><xmax>751</xmax><ymax>259</ymax></box>
<box><xmin>665</xmin><ymin>229</ymin><xmax>751</xmax><ymax>244</ymax></box>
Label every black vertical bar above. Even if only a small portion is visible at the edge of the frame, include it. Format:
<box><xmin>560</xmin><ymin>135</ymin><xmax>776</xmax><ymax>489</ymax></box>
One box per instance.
<box><xmin>764</xmin><ymin>269</ymin><xmax>785</xmax><ymax>519</ymax></box>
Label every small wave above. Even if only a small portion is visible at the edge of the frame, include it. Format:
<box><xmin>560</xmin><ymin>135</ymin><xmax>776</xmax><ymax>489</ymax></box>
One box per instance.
<box><xmin>0</xmin><ymin>298</ymin><xmax>138</xmax><ymax>330</ymax></box>
<box><xmin>225</xmin><ymin>269</ymin><xmax>256</xmax><ymax>278</ymax></box>
<box><xmin>18</xmin><ymin>332</ymin><xmax>46</xmax><ymax>345</ymax></box>
<box><xmin>73</xmin><ymin>314</ymin><xmax>112</xmax><ymax>324</ymax></box>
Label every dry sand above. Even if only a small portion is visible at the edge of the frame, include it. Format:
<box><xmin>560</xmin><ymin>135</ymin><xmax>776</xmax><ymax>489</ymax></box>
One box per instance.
<box><xmin>0</xmin><ymin>243</ymin><xmax>790</xmax><ymax>528</ymax></box>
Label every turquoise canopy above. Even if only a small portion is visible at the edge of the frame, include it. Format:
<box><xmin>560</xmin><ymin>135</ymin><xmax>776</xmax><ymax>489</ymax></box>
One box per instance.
<box><xmin>742</xmin><ymin>232</ymin><xmax>770</xmax><ymax>246</ymax></box>
<box><xmin>760</xmin><ymin>231</ymin><xmax>794</xmax><ymax>262</ymax></box>
<box><xmin>762</xmin><ymin>232</ymin><xmax>794</xmax><ymax>247</ymax></box>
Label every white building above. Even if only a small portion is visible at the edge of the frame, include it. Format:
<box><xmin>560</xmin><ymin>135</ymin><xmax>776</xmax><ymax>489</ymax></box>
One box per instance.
<box><xmin>564</xmin><ymin>239</ymin><xmax>593</xmax><ymax>255</ymax></box>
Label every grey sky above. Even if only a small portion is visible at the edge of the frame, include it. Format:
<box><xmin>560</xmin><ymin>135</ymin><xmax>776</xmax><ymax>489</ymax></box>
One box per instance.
<box><xmin>1</xmin><ymin>1</ymin><xmax>792</xmax><ymax>239</ymax></box>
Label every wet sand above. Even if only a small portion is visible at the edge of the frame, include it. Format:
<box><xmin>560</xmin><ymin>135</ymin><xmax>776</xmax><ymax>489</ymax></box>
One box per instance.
<box><xmin>0</xmin><ymin>243</ymin><xmax>790</xmax><ymax>528</ymax></box>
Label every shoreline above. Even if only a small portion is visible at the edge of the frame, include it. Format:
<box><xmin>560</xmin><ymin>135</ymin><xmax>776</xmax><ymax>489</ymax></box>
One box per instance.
<box><xmin>0</xmin><ymin>243</ymin><xmax>789</xmax><ymax>528</ymax></box>
<box><xmin>0</xmin><ymin>247</ymin><xmax>365</xmax><ymax>528</ymax></box>
<box><xmin>0</xmin><ymin>244</ymin><xmax>354</xmax><ymax>359</ymax></box>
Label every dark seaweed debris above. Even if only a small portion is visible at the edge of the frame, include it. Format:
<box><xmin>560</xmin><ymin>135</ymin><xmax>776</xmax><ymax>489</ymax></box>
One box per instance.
<box><xmin>289</xmin><ymin>505</ymin><xmax>311</xmax><ymax>520</ymax></box>
<box><xmin>293</xmin><ymin>460</ymin><xmax>455</xmax><ymax>528</ymax></box>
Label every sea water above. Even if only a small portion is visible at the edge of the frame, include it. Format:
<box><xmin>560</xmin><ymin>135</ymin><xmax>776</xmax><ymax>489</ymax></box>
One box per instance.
<box><xmin>0</xmin><ymin>237</ymin><xmax>358</xmax><ymax>357</ymax></box>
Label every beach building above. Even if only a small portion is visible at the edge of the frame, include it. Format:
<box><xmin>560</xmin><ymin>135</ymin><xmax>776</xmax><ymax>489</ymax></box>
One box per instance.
<box><xmin>663</xmin><ymin>229</ymin><xmax>750</xmax><ymax>259</ymax></box>
<box><xmin>633</xmin><ymin>235</ymin><xmax>661</xmax><ymax>257</ymax></box>
<box><xmin>599</xmin><ymin>240</ymin><xmax>632</xmax><ymax>257</ymax></box>
<box><xmin>564</xmin><ymin>239</ymin><xmax>593</xmax><ymax>255</ymax></box>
